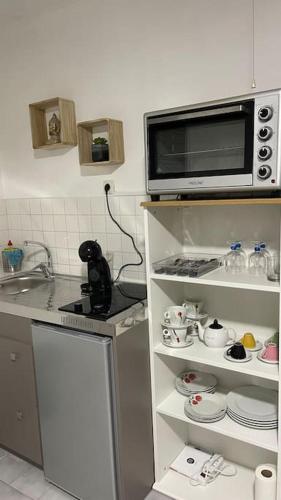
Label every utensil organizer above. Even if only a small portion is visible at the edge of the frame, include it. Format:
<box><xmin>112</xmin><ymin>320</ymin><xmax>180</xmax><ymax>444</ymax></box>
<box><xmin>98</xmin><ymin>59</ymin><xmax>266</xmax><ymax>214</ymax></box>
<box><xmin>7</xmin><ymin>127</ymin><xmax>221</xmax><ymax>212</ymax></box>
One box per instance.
<box><xmin>142</xmin><ymin>199</ymin><xmax>281</xmax><ymax>500</ymax></box>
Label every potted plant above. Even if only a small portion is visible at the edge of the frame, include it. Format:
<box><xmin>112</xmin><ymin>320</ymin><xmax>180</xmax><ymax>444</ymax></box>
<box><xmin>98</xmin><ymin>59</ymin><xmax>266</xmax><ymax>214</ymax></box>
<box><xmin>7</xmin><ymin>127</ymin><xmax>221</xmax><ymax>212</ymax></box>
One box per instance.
<box><xmin>91</xmin><ymin>137</ymin><xmax>109</xmax><ymax>162</ymax></box>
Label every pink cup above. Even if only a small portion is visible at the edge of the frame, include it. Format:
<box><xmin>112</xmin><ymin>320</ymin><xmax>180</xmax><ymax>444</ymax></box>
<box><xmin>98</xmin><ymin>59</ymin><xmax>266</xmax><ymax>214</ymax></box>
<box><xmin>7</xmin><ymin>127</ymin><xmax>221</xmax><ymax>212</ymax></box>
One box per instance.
<box><xmin>262</xmin><ymin>343</ymin><xmax>279</xmax><ymax>362</ymax></box>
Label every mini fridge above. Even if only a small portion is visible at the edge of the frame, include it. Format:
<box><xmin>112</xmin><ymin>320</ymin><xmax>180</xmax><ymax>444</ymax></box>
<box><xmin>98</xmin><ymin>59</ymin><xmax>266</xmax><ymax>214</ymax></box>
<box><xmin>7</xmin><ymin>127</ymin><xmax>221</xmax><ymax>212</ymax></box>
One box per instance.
<box><xmin>32</xmin><ymin>323</ymin><xmax>118</xmax><ymax>500</ymax></box>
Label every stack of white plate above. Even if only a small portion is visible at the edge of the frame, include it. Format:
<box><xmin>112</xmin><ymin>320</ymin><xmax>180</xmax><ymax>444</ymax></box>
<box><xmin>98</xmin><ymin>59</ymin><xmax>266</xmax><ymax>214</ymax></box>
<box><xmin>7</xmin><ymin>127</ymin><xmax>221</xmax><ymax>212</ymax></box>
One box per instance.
<box><xmin>176</xmin><ymin>370</ymin><xmax>217</xmax><ymax>397</ymax></box>
<box><xmin>226</xmin><ymin>386</ymin><xmax>278</xmax><ymax>430</ymax></box>
<box><xmin>184</xmin><ymin>393</ymin><xmax>227</xmax><ymax>423</ymax></box>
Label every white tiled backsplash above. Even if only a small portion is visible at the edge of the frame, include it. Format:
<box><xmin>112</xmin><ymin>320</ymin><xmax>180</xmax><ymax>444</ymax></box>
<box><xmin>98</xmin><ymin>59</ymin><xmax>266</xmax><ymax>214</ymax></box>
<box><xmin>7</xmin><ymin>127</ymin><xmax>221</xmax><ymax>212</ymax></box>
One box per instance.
<box><xmin>0</xmin><ymin>195</ymin><xmax>148</xmax><ymax>281</ymax></box>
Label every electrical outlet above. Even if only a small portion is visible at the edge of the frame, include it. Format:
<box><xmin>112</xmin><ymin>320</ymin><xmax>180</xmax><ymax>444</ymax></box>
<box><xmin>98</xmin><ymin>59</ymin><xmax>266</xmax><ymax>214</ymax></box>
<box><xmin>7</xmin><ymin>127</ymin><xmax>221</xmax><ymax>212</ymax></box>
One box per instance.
<box><xmin>103</xmin><ymin>180</ymin><xmax>115</xmax><ymax>193</ymax></box>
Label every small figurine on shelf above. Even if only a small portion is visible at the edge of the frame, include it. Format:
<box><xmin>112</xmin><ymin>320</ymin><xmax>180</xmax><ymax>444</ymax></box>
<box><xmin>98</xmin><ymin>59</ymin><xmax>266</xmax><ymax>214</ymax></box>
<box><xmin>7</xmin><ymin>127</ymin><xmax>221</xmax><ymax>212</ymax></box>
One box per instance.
<box><xmin>48</xmin><ymin>113</ymin><xmax>61</xmax><ymax>144</ymax></box>
<box><xmin>92</xmin><ymin>136</ymin><xmax>109</xmax><ymax>162</ymax></box>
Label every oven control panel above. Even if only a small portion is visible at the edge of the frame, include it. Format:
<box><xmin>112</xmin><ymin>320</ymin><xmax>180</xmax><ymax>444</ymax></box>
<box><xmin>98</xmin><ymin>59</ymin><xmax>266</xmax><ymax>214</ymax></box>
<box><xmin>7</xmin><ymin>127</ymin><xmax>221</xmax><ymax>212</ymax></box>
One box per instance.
<box><xmin>253</xmin><ymin>93</ymin><xmax>280</xmax><ymax>188</ymax></box>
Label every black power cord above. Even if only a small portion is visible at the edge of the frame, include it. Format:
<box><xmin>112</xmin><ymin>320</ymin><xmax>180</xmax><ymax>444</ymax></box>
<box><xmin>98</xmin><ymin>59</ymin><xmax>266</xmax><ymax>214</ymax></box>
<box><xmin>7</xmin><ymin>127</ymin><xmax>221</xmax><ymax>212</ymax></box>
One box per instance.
<box><xmin>104</xmin><ymin>184</ymin><xmax>144</xmax><ymax>282</ymax></box>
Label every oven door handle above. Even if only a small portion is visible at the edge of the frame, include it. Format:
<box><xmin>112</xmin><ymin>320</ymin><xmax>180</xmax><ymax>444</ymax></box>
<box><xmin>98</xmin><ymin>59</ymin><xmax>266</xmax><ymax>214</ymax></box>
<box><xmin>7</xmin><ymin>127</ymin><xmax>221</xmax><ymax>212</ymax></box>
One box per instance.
<box><xmin>148</xmin><ymin>105</ymin><xmax>247</xmax><ymax>125</ymax></box>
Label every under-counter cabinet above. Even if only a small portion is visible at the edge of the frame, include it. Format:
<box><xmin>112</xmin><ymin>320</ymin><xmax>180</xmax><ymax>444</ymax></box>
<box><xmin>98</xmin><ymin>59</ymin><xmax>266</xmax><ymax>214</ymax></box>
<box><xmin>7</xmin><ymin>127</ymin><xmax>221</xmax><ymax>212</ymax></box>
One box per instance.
<box><xmin>0</xmin><ymin>313</ymin><xmax>42</xmax><ymax>465</ymax></box>
<box><xmin>143</xmin><ymin>200</ymin><xmax>281</xmax><ymax>500</ymax></box>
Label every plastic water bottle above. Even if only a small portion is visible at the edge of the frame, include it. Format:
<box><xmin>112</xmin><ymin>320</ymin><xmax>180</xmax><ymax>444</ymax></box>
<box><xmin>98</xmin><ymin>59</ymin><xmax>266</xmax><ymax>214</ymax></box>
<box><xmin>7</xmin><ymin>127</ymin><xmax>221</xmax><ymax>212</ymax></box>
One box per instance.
<box><xmin>225</xmin><ymin>242</ymin><xmax>247</xmax><ymax>273</ymax></box>
<box><xmin>259</xmin><ymin>242</ymin><xmax>272</xmax><ymax>272</ymax></box>
<box><xmin>249</xmin><ymin>244</ymin><xmax>267</xmax><ymax>276</ymax></box>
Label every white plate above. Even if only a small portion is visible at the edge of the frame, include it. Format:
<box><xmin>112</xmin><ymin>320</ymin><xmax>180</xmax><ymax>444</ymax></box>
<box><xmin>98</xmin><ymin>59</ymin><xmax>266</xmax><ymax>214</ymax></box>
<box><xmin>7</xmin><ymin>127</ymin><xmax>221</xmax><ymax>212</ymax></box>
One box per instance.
<box><xmin>185</xmin><ymin>393</ymin><xmax>226</xmax><ymax>418</ymax></box>
<box><xmin>227</xmin><ymin>407</ymin><xmax>278</xmax><ymax>423</ymax></box>
<box><xmin>257</xmin><ymin>352</ymin><xmax>279</xmax><ymax>364</ymax></box>
<box><xmin>176</xmin><ymin>371</ymin><xmax>217</xmax><ymax>393</ymax></box>
<box><xmin>224</xmin><ymin>351</ymin><xmax>252</xmax><ymax>363</ymax></box>
<box><xmin>176</xmin><ymin>382</ymin><xmax>216</xmax><ymax>392</ymax></box>
<box><xmin>227</xmin><ymin>409</ymin><xmax>277</xmax><ymax>426</ymax></box>
<box><xmin>162</xmin><ymin>338</ymin><xmax>193</xmax><ymax>349</ymax></box>
<box><xmin>244</xmin><ymin>340</ymin><xmax>263</xmax><ymax>352</ymax></box>
<box><xmin>186</xmin><ymin>415</ymin><xmax>226</xmax><ymax>423</ymax></box>
<box><xmin>186</xmin><ymin>409</ymin><xmax>226</xmax><ymax>420</ymax></box>
<box><xmin>176</xmin><ymin>386</ymin><xmax>216</xmax><ymax>397</ymax></box>
<box><xmin>227</xmin><ymin>411</ymin><xmax>277</xmax><ymax>429</ymax></box>
<box><xmin>227</xmin><ymin>386</ymin><xmax>278</xmax><ymax>422</ymax></box>
<box><xmin>184</xmin><ymin>409</ymin><xmax>226</xmax><ymax>423</ymax></box>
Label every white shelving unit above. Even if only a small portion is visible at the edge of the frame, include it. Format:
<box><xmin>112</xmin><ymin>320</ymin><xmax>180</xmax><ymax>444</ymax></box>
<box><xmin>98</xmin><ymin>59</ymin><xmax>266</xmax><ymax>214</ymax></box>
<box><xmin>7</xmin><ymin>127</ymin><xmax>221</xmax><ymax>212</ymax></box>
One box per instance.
<box><xmin>143</xmin><ymin>200</ymin><xmax>281</xmax><ymax>500</ymax></box>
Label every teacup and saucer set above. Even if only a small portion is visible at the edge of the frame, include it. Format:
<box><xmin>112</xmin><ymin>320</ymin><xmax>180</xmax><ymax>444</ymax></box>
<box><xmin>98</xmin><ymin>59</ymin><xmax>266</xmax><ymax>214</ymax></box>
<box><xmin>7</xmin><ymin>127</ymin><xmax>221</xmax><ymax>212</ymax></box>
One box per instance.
<box><xmin>239</xmin><ymin>332</ymin><xmax>263</xmax><ymax>352</ymax></box>
<box><xmin>162</xmin><ymin>306</ymin><xmax>193</xmax><ymax>348</ymax></box>
<box><xmin>258</xmin><ymin>342</ymin><xmax>279</xmax><ymax>364</ymax></box>
<box><xmin>182</xmin><ymin>299</ymin><xmax>208</xmax><ymax>337</ymax></box>
<box><xmin>224</xmin><ymin>342</ymin><xmax>252</xmax><ymax>363</ymax></box>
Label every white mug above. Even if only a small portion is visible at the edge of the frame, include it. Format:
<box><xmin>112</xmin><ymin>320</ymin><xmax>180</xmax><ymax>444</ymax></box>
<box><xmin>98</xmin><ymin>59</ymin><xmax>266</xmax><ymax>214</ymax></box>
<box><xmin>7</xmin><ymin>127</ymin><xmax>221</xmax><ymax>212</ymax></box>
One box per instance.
<box><xmin>183</xmin><ymin>299</ymin><xmax>203</xmax><ymax>317</ymax></box>
<box><xmin>164</xmin><ymin>306</ymin><xmax>187</xmax><ymax>326</ymax></box>
<box><xmin>162</xmin><ymin>325</ymin><xmax>189</xmax><ymax>346</ymax></box>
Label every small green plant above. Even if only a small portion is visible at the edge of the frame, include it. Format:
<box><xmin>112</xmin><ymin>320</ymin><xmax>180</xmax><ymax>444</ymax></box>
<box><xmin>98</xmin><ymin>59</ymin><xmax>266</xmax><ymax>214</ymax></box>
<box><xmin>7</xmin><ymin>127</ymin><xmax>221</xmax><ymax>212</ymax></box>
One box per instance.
<box><xmin>93</xmin><ymin>137</ymin><xmax>108</xmax><ymax>145</ymax></box>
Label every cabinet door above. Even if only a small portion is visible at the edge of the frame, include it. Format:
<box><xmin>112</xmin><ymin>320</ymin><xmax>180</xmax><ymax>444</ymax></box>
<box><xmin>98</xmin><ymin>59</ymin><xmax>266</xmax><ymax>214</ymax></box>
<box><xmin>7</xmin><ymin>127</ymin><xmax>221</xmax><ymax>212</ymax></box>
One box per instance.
<box><xmin>0</xmin><ymin>313</ymin><xmax>32</xmax><ymax>344</ymax></box>
<box><xmin>0</xmin><ymin>337</ymin><xmax>42</xmax><ymax>464</ymax></box>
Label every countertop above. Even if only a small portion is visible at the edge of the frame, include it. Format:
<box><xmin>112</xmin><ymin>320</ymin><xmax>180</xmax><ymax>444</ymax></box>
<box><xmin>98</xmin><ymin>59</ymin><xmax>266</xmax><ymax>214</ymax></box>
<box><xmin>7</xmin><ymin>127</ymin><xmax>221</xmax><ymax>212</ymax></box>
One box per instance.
<box><xmin>0</xmin><ymin>273</ymin><xmax>147</xmax><ymax>337</ymax></box>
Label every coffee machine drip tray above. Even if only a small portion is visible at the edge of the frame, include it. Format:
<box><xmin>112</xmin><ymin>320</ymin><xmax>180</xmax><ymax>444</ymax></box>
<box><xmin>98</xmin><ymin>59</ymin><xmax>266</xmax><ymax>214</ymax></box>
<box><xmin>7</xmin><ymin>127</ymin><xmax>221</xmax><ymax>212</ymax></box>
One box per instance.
<box><xmin>59</xmin><ymin>282</ymin><xmax>147</xmax><ymax>321</ymax></box>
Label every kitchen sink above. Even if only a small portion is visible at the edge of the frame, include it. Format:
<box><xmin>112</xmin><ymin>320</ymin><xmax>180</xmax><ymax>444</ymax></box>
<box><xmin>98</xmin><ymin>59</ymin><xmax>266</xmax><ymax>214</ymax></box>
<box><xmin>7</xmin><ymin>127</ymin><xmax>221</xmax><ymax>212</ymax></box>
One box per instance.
<box><xmin>0</xmin><ymin>275</ymin><xmax>51</xmax><ymax>295</ymax></box>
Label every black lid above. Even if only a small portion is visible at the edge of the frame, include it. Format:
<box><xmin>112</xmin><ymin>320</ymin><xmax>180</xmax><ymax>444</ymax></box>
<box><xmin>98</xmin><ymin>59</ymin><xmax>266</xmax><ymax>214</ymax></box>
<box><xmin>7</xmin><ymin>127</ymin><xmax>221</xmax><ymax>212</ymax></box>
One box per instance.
<box><xmin>209</xmin><ymin>319</ymin><xmax>223</xmax><ymax>329</ymax></box>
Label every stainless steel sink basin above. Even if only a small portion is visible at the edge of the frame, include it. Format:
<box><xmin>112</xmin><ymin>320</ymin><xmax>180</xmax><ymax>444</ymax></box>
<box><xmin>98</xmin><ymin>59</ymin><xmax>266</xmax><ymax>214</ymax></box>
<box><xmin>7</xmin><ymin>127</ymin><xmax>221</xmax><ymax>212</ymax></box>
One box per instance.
<box><xmin>0</xmin><ymin>275</ymin><xmax>51</xmax><ymax>295</ymax></box>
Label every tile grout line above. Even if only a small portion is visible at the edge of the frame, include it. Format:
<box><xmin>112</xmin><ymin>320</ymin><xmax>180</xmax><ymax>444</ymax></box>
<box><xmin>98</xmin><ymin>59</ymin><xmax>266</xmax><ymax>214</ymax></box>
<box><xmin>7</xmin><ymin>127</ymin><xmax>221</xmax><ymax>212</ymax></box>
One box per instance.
<box><xmin>0</xmin><ymin>478</ymin><xmax>33</xmax><ymax>499</ymax></box>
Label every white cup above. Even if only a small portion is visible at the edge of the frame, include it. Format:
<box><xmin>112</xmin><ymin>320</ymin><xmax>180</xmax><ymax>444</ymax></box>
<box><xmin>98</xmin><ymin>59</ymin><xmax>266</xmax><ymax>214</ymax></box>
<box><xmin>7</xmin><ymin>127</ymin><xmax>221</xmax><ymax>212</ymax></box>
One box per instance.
<box><xmin>162</xmin><ymin>325</ymin><xmax>189</xmax><ymax>346</ymax></box>
<box><xmin>182</xmin><ymin>299</ymin><xmax>203</xmax><ymax>317</ymax></box>
<box><xmin>164</xmin><ymin>306</ymin><xmax>187</xmax><ymax>326</ymax></box>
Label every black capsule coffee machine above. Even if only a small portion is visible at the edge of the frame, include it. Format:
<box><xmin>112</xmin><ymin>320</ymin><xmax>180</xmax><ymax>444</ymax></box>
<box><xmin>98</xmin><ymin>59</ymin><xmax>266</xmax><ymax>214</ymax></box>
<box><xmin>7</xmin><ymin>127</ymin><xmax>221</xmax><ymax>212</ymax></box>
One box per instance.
<box><xmin>79</xmin><ymin>240</ymin><xmax>112</xmax><ymax>311</ymax></box>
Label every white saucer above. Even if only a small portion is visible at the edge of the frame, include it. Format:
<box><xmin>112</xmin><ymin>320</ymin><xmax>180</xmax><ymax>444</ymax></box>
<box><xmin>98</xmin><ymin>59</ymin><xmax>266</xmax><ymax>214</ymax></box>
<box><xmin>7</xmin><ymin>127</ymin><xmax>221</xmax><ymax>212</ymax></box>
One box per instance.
<box><xmin>224</xmin><ymin>351</ymin><xmax>252</xmax><ymax>363</ymax></box>
<box><xmin>257</xmin><ymin>352</ymin><xmax>279</xmax><ymax>364</ymax></box>
<box><xmin>243</xmin><ymin>340</ymin><xmax>263</xmax><ymax>352</ymax></box>
<box><xmin>162</xmin><ymin>338</ymin><xmax>193</xmax><ymax>349</ymax></box>
<box><xmin>161</xmin><ymin>320</ymin><xmax>191</xmax><ymax>329</ymax></box>
<box><xmin>186</xmin><ymin>312</ymin><xmax>208</xmax><ymax>321</ymax></box>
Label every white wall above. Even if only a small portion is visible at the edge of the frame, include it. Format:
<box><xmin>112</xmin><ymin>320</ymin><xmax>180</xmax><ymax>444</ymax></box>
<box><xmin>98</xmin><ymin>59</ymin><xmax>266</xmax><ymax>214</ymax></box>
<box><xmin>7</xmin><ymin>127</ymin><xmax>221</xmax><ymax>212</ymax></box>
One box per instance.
<box><xmin>0</xmin><ymin>0</ymin><xmax>281</xmax><ymax>199</ymax></box>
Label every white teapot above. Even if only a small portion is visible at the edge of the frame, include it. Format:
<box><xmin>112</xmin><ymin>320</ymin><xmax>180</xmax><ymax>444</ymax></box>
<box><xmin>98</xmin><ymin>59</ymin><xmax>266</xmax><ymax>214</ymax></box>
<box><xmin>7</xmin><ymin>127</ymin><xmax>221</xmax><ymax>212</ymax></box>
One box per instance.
<box><xmin>198</xmin><ymin>319</ymin><xmax>236</xmax><ymax>348</ymax></box>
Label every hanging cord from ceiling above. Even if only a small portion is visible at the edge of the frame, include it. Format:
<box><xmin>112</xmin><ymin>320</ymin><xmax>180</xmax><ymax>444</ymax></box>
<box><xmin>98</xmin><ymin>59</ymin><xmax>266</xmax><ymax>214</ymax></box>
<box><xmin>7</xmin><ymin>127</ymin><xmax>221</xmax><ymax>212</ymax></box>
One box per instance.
<box><xmin>104</xmin><ymin>186</ymin><xmax>144</xmax><ymax>282</ymax></box>
<box><xmin>251</xmin><ymin>0</ymin><xmax>256</xmax><ymax>89</ymax></box>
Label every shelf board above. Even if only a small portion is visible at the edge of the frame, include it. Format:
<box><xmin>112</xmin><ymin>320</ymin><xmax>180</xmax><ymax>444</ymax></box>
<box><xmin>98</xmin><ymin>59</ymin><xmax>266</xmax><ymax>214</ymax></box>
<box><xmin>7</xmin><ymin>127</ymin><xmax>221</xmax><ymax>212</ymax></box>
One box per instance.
<box><xmin>157</xmin><ymin>390</ymin><xmax>278</xmax><ymax>452</ymax></box>
<box><xmin>154</xmin><ymin>338</ymin><xmax>279</xmax><ymax>382</ymax></box>
<box><xmin>36</xmin><ymin>142</ymin><xmax>74</xmax><ymax>150</ymax></box>
<box><xmin>141</xmin><ymin>198</ymin><xmax>281</xmax><ymax>208</ymax></box>
<box><xmin>80</xmin><ymin>160</ymin><xmax>121</xmax><ymax>166</ymax></box>
<box><xmin>151</xmin><ymin>267</ymin><xmax>280</xmax><ymax>293</ymax></box>
<box><xmin>154</xmin><ymin>464</ymin><xmax>254</xmax><ymax>500</ymax></box>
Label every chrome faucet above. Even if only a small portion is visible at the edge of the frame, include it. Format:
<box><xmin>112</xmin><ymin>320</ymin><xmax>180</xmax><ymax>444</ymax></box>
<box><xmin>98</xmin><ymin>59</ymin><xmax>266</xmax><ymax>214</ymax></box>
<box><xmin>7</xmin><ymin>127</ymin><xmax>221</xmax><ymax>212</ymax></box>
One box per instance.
<box><xmin>24</xmin><ymin>240</ymin><xmax>54</xmax><ymax>278</ymax></box>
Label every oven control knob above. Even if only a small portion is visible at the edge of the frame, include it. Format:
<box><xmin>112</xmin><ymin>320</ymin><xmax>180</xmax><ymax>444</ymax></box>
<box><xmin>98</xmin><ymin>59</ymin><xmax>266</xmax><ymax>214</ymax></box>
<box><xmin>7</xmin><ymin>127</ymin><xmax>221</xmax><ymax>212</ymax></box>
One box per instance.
<box><xmin>258</xmin><ymin>126</ymin><xmax>273</xmax><ymax>141</ymax></box>
<box><xmin>258</xmin><ymin>146</ymin><xmax>272</xmax><ymax>160</ymax></box>
<box><xmin>74</xmin><ymin>303</ymin><xmax>83</xmax><ymax>313</ymax></box>
<box><xmin>257</xmin><ymin>165</ymin><xmax>272</xmax><ymax>180</ymax></box>
<box><xmin>258</xmin><ymin>106</ymin><xmax>273</xmax><ymax>122</ymax></box>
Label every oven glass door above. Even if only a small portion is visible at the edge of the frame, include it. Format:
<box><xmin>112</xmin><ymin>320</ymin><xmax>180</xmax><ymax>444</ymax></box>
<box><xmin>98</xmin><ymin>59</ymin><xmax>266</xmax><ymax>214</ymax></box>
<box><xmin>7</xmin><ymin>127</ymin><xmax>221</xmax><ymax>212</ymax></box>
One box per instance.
<box><xmin>147</xmin><ymin>101</ymin><xmax>254</xmax><ymax>181</ymax></box>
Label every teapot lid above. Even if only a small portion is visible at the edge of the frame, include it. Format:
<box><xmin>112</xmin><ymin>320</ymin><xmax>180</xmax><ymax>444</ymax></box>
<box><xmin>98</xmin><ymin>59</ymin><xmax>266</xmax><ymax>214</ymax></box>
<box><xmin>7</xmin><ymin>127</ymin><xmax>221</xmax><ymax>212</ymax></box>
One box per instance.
<box><xmin>209</xmin><ymin>319</ymin><xmax>223</xmax><ymax>329</ymax></box>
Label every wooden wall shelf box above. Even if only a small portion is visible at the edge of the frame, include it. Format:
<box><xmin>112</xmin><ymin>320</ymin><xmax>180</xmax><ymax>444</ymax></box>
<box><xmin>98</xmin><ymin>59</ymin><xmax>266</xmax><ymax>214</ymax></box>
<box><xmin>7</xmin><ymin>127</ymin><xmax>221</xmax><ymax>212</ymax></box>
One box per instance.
<box><xmin>29</xmin><ymin>97</ymin><xmax>77</xmax><ymax>150</ymax></box>
<box><xmin>77</xmin><ymin>118</ymin><xmax>124</xmax><ymax>166</ymax></box>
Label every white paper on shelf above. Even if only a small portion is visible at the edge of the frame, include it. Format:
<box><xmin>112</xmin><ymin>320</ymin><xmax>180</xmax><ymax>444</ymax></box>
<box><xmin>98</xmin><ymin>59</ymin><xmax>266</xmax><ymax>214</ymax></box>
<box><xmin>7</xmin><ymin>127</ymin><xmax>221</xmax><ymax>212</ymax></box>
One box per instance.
<box><xmin>170</xmin><ymin>445</ymin><xmax>211</xmax><ymax>479</ymax></box>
